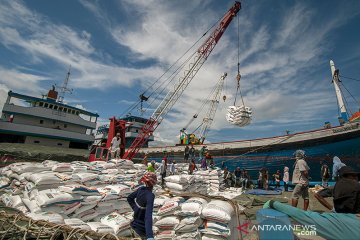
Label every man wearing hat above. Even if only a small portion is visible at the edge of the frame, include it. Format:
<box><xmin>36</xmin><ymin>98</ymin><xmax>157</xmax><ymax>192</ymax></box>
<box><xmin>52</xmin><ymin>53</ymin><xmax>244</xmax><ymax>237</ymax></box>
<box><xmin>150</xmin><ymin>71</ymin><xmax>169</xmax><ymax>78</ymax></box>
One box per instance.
<box><xmin>333</xmin><ymin>166</ymin><xmax>360</xmax><ymax>213</ymax></box>
<box><xmin>291</xmin><ymin>149</ymin><xmax>310</xmax><ymax>210</ymax></box>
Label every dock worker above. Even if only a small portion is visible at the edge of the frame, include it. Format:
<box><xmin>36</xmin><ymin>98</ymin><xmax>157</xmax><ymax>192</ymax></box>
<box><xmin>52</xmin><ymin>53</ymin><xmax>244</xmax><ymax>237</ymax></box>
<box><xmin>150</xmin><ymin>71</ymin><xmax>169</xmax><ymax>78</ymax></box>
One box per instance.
<box><xmin>199</xmin><ymin>145</ymin><xmax>207</xmax><ymax>162</ymax></box>
<box><xmin>189</xmin><ymin>144</ymin><xmax>196</xmax><ymax>161</ymax></box>
<box><xmin>292</xmin><ymin>149</ymin><xmax>310</xmax><ymax>210</ymax></box>
<box><xmin>110</xmin><ymin>132</ymin><xmax>121</xmax><ymax>159</ymax></box>
<box><xmin>146</xmin><ymin>163</ymin><xmax>155</xmax><ymax>173</ymax></box>
<box><xmin>332</xmin><ymin>156</ymin><xmax>346</xmax><ymax>181</ymax></box>
<box><xmin>184</xmin><ymin>145</ymin><xmax>190</xmax><ymax>162</ymax></box>
<box><xmin>127</xmin><ymin>172</ymin><xmax>156</xmax><ymax>240</ymax></box>
<box><xmin>160</xmin><ymin>156</ymin><xmax>167</xmax><ymax>186</ymax></box>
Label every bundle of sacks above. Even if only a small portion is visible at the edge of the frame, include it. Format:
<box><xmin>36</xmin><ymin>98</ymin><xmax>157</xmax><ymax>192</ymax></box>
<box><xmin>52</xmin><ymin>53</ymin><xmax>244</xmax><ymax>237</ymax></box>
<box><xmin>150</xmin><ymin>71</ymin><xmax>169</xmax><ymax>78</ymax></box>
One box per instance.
<box><xmin>164</xmin><ymin>174</ymin><xmax>205</xmax><ymax>194</ymax></box>
<box><xmin>0</xmin><ymin>159</ymin><xmax>148</xmax><ymax>237</ymax></box>
<box><xmin>153</xmin><ymin>195</ymin><xmax>238</xmax><ymax>240</ymax></box>
<box><xmin>208</xmin><ymin>187</ymin><xmax>243</xmax><ymax>200</ymax></box>
<box><xmin>201</xmin><ymin>199</ymin><xmax>236</xmax><ymax>240</ymax></box>
<box><xmin>194</xmin><ymin>168</ymin><xmax>225</xmax><ymax>194</ymax></box>
<box><xmin>226</xmin><ymin>105</ymin><xmax>252</xmax><ymax>127</ymax></box>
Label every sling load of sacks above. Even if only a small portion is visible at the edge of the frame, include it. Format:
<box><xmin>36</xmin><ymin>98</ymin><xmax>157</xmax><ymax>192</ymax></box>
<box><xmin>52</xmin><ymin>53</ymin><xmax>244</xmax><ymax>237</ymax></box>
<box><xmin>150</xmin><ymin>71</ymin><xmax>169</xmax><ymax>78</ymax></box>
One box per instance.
<box><xmin>226</xmin><ymin>105</ymin><xmax>252</xmax><ymax>127</ymax></box>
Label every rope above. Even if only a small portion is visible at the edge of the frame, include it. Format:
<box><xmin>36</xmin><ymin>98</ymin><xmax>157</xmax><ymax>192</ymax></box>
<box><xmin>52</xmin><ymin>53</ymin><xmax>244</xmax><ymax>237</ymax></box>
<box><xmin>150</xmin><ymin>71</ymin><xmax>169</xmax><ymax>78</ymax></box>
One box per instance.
<box><xmin>340</xmin><ymin>75</ymin><xmax>360</xmax><ymax>82</ymax></box>
<box><xmin>119</xmin><ymin>13</ymin><xmax>226</xmax><ymax>118</ymax></box>
<box><xmin>233</xmin><ymin>14</ymin><xmax>245</xmax><ymax>107</ymax></box>
<box><xmin>0</xmin><ymin>210</ymin><xmax>131</xmax><ymax>240</ymax></box>
<box><xmin>215</xmin><ymin>134</ymin><xmax>294</xmax><ymax>167</ymax></box>
<box><xmin>340</xmin><ymin>81</ymin><xmax>360</xmax><ymax>107</ymax></box>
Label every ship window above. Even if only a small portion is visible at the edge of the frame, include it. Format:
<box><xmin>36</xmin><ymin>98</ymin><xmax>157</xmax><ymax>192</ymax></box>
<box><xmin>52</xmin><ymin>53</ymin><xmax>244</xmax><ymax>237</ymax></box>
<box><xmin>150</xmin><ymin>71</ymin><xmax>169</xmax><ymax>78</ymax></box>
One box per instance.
<box><xmin>49</xmin><ymin>104</ymin><xmax>54</xmax><ymax>109</ymax></box>
<box><xmin>67</xmin><ymin>109</ymin><xmax>71</xmax><ymax>113</ymax></box>
<box><xmin>44</xmin><ymin>103</ymin><xmax>49</xmax><ymax>108</ymax></box>
<box><xmin>136</xmin><ymin>130</ymin><xmax>139</xmax><ymax>133</ymax></box>
<box><xmin>39</xmin><ymin>102</ymin><xmax>44</xmax><ymax>107</ymax></box>
<box><xmin>54</xmin><ymin>105</ymin><xmax>58</xmax><ymax>110</ymax></box>
<box><xmin>76</xmin><ymin>111</ymin><xmax>79</xmax><ymax>115</ymax></box>
<box><xmin>40</xmin><ymin>120</ymin><xmax>44</xmax><ymax>124</ymax></box>
<box><xmin>71</xmin><ymin>110</ymin><xmax>75</xmax><ymax>114</ymax></box>
<box><xmin>63</xmin><ymin>108</ymin><xmax>67</xmax><ymax>112</ymax></box>
<box><xmin>57</xmin><ymin>143</ymin><xmax>63</xmax><ymax>146</ymax></box>
<box><xmin>64</xmin><ymin>124</ymin><xmax>67</xmax><ymax>128</ymax></box>
<box><xmin>34</xmin><ymin>141</ymin><xmax>40</xmax><ymax>144</ymax></box>
<box><xmin>59</xmin><ymin>107</ymin><xmax>63</xmax><ymax>111</ymax></box>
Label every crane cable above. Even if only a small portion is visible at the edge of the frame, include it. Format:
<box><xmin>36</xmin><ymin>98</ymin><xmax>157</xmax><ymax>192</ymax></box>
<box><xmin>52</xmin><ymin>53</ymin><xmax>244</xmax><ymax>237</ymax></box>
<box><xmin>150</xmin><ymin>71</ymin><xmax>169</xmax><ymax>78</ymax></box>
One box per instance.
<box><xmin>122</xmin><ymin>13</ymin><xmax>228</xmax><ymax>118</ymax></box>
<box><xmin>185</xmin><ymin>75</ymin><xmax>226</xmax><ymax>132</ymax></box>
<box><xmin>233</xmin><ymin>14</ymin><xmax>245</xmax><ymax>107</ymax></box>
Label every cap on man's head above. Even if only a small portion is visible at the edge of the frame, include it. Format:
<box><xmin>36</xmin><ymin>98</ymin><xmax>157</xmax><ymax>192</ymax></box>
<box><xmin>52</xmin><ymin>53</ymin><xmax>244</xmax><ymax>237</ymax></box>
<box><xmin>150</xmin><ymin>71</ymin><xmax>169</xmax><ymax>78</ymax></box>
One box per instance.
<box><xmin>294</xmin><ymin>149</ymin><xmax>305</xmax><ymax>159</ymax></box>
<box><xmin>339</xmin><ymin>166</ymin><xmax>360</xmax><ymax>177</ymax></box>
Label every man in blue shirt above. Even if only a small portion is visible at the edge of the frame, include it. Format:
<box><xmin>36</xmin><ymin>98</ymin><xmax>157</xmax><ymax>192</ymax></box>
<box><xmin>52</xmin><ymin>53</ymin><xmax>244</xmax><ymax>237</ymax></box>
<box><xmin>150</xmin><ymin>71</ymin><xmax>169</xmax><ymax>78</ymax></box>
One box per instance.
<box><xmin>127</xmin><ymin>172</ymin><xmax>157</xmax><ymax>240</ymax></box>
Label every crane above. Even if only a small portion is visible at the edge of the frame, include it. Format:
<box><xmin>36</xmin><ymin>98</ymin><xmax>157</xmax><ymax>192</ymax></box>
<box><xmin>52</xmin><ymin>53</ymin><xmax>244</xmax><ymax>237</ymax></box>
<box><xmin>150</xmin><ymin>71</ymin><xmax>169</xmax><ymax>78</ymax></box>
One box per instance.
<box><xmin>198</xmin><ymin>73</ymin><xmax>227</xmax><ymax>143</ymax></box>
<box><xmin>123</xmin><ymin>1</ymin><xmax>241</xmax><ymax>160</ymax></box>
<box><xmin>180</xmin><ymin>73</ymin><xmax>228</xmax><ymax>145</ymax></box>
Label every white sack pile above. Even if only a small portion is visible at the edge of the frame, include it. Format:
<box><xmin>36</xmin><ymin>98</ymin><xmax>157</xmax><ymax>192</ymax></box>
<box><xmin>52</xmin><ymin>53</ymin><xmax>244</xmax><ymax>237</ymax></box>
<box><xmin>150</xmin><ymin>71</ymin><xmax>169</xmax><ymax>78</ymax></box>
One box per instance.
<box><xmin>0</xmin><ymin>159</ymin><xmax>145</xmax><ymax>237</ymax></box>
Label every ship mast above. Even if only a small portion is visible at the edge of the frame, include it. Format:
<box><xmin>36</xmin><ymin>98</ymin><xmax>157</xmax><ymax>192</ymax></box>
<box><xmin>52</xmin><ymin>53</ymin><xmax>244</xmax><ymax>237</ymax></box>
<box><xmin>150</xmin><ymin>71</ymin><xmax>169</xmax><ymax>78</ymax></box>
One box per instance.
<box><xmin>58</xmin><ymin>65</ymin><xmax>73</xmax><ymax>103</ymax></box>
<box><xmin>330</xmin><ymin>60</ymin><xmax>348</xmax><ymax>123</ymax></box>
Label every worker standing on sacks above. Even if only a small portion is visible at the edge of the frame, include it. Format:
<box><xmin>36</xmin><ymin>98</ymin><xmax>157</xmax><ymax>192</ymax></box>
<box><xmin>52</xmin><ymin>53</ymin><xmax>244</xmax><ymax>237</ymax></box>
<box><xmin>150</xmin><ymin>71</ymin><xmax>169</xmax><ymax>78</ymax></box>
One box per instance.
<box><xmin>127</xmin><ymin>172</ymin><xmax>157</xmax><ymax>240</ymax></box>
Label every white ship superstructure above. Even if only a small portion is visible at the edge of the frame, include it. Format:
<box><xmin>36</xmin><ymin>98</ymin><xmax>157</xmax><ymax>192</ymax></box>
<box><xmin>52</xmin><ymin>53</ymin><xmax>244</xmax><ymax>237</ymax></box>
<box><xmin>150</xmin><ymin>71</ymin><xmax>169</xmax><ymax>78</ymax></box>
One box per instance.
<box><xmin>0</xmin><ymin>87</ymin><xmax>98</xmax><ymax>149</ymax></box>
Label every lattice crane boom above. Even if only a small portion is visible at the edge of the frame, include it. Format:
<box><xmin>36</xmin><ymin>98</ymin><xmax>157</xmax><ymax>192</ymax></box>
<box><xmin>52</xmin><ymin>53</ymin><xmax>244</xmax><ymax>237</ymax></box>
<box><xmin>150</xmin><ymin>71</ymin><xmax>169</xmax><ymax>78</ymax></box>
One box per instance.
<box><xmin>199</xmin><ymin>73</ymin><xmax>227</xmax><ymax>143</ymax></box>
<box><xmin>123</xmin><ymin>1</ymin><xmax>241</xmax><ymax>160</ymax></box>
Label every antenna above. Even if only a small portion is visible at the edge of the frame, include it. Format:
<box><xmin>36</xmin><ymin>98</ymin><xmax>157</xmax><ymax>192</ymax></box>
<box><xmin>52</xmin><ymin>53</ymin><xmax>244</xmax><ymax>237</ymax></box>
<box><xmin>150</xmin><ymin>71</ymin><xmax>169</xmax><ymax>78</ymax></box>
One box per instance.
<box><xmin>58</xmin><ymin>65</ymin><xmax>73</xmax><ymax>103</ymax></box>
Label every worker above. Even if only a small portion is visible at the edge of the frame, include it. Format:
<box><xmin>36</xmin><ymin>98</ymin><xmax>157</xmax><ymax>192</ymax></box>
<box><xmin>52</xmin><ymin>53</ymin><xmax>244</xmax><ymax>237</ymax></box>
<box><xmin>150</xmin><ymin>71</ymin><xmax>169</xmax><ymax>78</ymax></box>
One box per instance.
<box><xmin>320</xmin><ymin>162</ymin><xmax>330</xmax><ymax>187</ymax></box>
<box><xmin>127</xmin><ymin>172</ymin><xmax>156</xmax><ymax>240</ymax></box>
<box><xmin>199</xmin><ymin>146</ymin><xmax>207</xmax><ymax>162</ymax></box>
<box><xmin>242</xmin><ymin>169</ymin><xmax>250</xmax><ymax>190</ymax></box>
<box><xmin>205</xmin><ymin>152</ymin><xmax>213</xmax><ymax>168</ymax></box>
<box><xmin>146</xmin><ymin>162</ymin><xmax>155</xmax><ymax>173</ymax></box>
<box><xmin>272</xmin><ymin>170</ymin><xmax>281</xmax><ymax>188</ymax></box>
<box><xmin>189</xmin><ymin>144</ymin><xmax>196</xmax><ymax>161</ymax></box>
<box><xmin>333</xmin><ymin>156</ymin><xmax>346</xmax><ymax>181</ymax></box>
<box><xmin>184</xmin><ymin>145</ymin><xmax>190</xmax><ymax>162</ymax></box>
<box><xmin>143</xmin><ymin>154</ymin><xmax>148</xmax><ymax>166</ymax></box>
<box><xmin>110</xmin><ymin>132</ymin><xmax>121</xmax><ymax>159</ymax></box>
<box><xmin>292</xmin><ymin>149</ymin><xmax>310</xmax><ymax>210</ymax></box>
<box><xmin>283</xmin><ymin>166</ymin><xmax>290</xmax><ymax>192</ymax></box>
<box><xmin>233</xmin><ymin>167</ymin><xmax>242</xmax><ymax>187</ymax></box>
<box><xmin>223</xmin><ymin>167</ymin><xmax>232</xmax><ymax>188</ymax></box>
<box><xmin>188</xmin><ymin>159</ymin><xmax>198</xmax><ymax>175</ymax></box>
<box><xmin>169</xmin><ymin>160</ymin><xmax>176</xmax><ymax>175</ymax></box>
<box><xmin>160</xmin><ymin>156</ymin><xmax>167</xmax><ymax>186</ymax></box>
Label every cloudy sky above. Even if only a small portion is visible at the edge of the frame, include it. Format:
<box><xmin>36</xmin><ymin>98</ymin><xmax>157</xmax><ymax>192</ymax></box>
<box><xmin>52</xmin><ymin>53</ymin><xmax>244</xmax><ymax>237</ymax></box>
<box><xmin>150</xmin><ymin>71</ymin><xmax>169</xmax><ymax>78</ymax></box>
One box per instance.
<box><xmin>0</xmin><ymin>0</ymin><xmax>360</xmax><ymax>146</ymax></box>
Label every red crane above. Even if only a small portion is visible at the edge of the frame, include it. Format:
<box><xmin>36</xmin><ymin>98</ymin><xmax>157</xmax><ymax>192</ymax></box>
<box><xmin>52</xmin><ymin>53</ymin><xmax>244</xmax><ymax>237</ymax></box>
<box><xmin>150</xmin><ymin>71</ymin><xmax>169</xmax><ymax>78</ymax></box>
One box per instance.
<box><xmin>123</xmin><ymin>1</ymin><xmax>241</xmax><ymax>160</ymax></box>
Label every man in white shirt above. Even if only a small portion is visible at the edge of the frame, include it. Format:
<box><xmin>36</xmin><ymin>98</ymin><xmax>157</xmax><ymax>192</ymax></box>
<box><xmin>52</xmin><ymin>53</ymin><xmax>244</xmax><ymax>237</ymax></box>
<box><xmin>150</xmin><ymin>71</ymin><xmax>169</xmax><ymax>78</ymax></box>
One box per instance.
<box><xmin>291</xmin><ymin>149</ymin><xmax>310</xmax><ymax>210</ymax></box>
<box><xmin>110</xmin><ymin>133</ymin><xmax>121</xmax><ymax>159</ymax></box>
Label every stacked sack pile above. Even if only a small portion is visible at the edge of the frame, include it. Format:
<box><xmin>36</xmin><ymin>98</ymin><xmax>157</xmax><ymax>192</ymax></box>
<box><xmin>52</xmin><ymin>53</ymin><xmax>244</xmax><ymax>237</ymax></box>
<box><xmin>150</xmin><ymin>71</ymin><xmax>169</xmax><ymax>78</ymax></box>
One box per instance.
<box><xmin>152</xmin><ymin>194</ymin><xmax>239</xmax><ymax>240</ymax></box>
<box><xmin>164</xmin><ymin>174</ymin><xmax>208</xmax><ymax>195</ymax></box>
<box><xmin>0</xmin><ymin>159</ymin><xmax>148</xmax><ymax>237</ymax></box>
<box><xmin>194</xmin><ymin>168</ymin><xmax>225</xmax><ymax>194</ymax></box>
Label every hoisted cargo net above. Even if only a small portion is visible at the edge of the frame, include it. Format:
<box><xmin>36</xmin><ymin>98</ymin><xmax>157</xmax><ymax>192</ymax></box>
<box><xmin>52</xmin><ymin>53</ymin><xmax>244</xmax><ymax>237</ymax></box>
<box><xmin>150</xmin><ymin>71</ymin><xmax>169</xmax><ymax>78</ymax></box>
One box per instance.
<box><xmin>226</xmin><ymin>105</ymin><xmax>252</xmax><ymax>127</ymax></box>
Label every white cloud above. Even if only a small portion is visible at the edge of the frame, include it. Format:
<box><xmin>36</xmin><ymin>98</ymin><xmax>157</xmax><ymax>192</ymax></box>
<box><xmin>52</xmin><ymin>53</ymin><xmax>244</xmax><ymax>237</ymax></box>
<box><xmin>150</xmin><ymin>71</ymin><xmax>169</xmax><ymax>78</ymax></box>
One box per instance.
<box><xmin>0</xmin><ymin>0</ymin><xmax>359</xmax><ymax>146</ymax></box>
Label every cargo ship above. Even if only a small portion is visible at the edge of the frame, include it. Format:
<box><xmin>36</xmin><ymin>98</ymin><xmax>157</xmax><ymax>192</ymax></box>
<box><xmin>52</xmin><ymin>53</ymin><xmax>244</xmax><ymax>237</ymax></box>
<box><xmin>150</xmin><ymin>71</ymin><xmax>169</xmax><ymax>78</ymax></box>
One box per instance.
<box><xmin>0</xmin><ymin>70</ymin><xmax>99</xmax><ymax>150</ymax></box>
<box><xmin>140</xmin><ymin>61</ymin><xmax>360</xmax><ymax>180</ymax></box>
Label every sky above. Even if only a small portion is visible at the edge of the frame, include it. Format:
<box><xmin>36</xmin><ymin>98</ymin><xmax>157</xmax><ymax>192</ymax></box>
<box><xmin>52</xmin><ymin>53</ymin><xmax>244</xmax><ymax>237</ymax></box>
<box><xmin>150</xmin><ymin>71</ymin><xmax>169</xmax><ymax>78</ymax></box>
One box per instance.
<box><xmin>0</xmin><ymin>0</ymin><xmax>360</xmax><ymax>146</ymax></box>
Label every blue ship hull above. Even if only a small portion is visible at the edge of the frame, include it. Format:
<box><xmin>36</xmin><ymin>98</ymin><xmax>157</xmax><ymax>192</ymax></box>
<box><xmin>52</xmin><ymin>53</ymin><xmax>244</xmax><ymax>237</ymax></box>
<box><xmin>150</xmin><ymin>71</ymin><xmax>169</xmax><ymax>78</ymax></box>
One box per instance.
<box><xmin>145</xmin><ymin>124</ymin><xmax>360</xmax><ymax>181</ymax></box>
